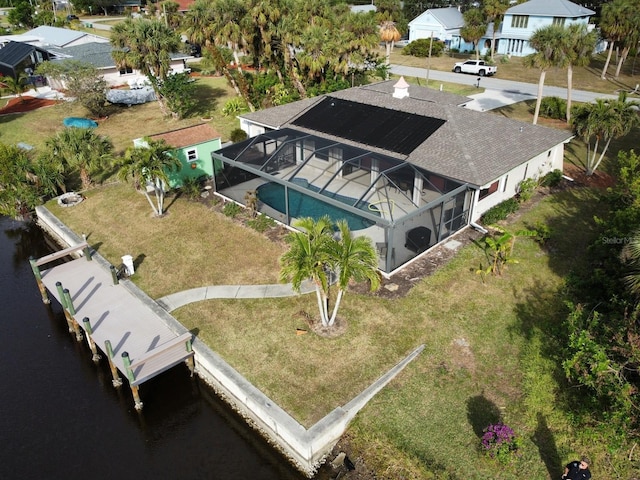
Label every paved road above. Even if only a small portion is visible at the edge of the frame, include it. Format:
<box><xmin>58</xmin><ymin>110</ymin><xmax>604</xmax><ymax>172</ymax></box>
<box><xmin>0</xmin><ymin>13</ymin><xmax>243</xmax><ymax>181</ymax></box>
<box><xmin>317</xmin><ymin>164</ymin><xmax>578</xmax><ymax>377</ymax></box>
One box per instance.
<box><xmin>390</xmin><ymin>64</ymin><xmax>620</xmax><ymax>111</ymax></box>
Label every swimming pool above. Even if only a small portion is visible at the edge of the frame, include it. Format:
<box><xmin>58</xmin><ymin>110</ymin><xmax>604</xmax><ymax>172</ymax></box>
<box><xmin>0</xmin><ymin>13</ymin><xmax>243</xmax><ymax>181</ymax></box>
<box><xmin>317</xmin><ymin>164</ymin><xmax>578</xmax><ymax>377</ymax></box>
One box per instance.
<box><xmin>256</xmin><ymin>180</ymin><xmax>379</xmax><ymax>231</ymax></box>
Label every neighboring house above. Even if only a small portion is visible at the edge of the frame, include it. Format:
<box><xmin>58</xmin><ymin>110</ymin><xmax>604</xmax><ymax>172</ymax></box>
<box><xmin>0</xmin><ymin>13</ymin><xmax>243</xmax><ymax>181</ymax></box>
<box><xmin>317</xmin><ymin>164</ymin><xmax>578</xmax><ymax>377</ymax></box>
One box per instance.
<box><xmin>134</xmin><ymin>124</ymin><xmax>223</xmax><ymax>188</ymax></box>
<box><xmin>45</xmin><ymin>42</ymin><xmax>191</xmax><ymax>87</ymax></box>
<box><xmin>407</xmin><ymin>7</ymin><xmax>473</xmax><ymax>51</ymax></box>
<box><xmin>212</xmin><ymin>78</ymin><xmax>572</xmax><ymax>275</ymax></box>
<box><xmin>0</xmin><ymin>41</ymin><xmax>51</xmax><ymax>81</ymax></box>
<box><xmin>408</xmin><ymin>0</ymin><xmax>597</xmax><ymax>57</ymax></box>
<box><xmin>497</xmin><ymin>0</ymin><xmax>595</xmax><ymax>56</ymax></box>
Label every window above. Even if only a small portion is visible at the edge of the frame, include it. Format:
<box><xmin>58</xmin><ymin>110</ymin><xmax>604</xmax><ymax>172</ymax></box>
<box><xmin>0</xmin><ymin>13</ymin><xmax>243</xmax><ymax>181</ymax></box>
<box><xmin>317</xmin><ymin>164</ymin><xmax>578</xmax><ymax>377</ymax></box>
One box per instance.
<box><xmin>511</xmin><ymin>15</ymin><xmax>528</xmax><ymax>28</ymax></box>
<box><xmin>119</xmin><ymin>66</ymin><xmax>133</xmax><ymax>75</ymax></box>
<box><xmin>552</xmin><ymin>17</ymin><xmax>565</xmax><ymax>26</ymax></box>
<box><xmin>478</xmin><ymin>181</ymin><xmax>499</xmax><ymax>200</ymax></box>
<box><xmin>187</xmin><ymin>148</ymin><xmax>197</xmax><ymax>161</ymax></box>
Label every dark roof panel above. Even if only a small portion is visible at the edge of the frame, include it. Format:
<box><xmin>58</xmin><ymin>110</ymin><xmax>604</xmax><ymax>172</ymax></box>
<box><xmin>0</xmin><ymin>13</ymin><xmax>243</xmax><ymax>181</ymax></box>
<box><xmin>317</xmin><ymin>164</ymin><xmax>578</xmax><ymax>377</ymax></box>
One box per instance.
<box><xmin>292</xmin><ymin>97</ymin><xmax>445</xmax><ymax>155</ymax></box>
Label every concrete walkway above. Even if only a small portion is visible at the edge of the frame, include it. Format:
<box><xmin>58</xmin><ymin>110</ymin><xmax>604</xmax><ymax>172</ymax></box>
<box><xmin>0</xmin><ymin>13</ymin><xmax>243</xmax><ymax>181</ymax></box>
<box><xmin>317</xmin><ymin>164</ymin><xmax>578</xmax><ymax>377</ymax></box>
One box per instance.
<box><xmin>157</xmin><ymin>279</ymin><xmax>317</xmax><ymax>312</ymax></box>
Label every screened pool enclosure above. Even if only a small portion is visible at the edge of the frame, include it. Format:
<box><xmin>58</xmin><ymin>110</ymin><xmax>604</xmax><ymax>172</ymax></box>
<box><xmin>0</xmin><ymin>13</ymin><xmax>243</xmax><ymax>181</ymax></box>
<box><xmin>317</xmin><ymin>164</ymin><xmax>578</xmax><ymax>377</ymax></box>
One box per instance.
<box><xmin>212</xmin><ymin>128</ymin><xmax>471</xmax><ymax>274</ymax></box>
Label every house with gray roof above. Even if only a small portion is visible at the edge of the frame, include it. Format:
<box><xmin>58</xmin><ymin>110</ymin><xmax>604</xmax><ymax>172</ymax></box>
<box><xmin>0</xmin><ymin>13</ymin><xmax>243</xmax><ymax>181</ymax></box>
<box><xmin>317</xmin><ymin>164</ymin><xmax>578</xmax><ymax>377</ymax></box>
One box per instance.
<box><xmin>46</xmin><ymin>42</ymin><xmax>191</xmax><ymax>87</ymax></box>
<box><xmin>212</xmin><ymin>78</ymin><xmax>572</xmax><ymax>275</ymax></box>
<box><xmin>408</xmin><ymin>0</ymin><xmax>598</xmax><ymax>57</ymax></box>
<box><xmin>21</xmin><ymin>26</ymin><xmax>109</xmax><ymax>48</ymax></box>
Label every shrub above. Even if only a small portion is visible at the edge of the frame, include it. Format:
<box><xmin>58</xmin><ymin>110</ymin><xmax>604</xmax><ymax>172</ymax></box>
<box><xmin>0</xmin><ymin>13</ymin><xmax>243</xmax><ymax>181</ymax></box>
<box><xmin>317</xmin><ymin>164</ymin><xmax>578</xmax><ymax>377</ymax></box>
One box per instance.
<box><xmin>230</xmin><ymin>128</ymin><xmax>247</xmax><ymax>143</ymax></box>
<box><xmin>402</xmin><ymin>38</ymin><xmax>446</xmax><ymax>58</ymax></box>
<box><xmin>222</xmin><ymin>98</ymin><xmax>248</xmax><ymax>117</ymax></box>
<box><xmin>481</xmin><ymin>198</ymin><xmax>519</xmax><ymax>224</ymax></box>
<box><xmin>222</xmin><ymin>201</ymin><xmax>242</xmax><ymax>218</ymax></box>
<box><xmin>517</xmin><ymin>177</ymin><xmax>538</xmax><ymax>203</ymax></box>
<box><xmin>540</xmin><ymin>169</ymin><xmax>563</xmax><ymax>187</ymax></box>
<box><xmin>247</xmin><ymin>213</ymin><xmax>276</xmax><ymax>232</ymax></box>
<box><xmin>481</xmin><ymin>423</ymin><xmax>521</xmax><ymax>464</ymax></box>
<box><xmin>180</xmin><ymin>177</ymin><xmax>203</xmax><ymax>200</ymax></box>
<box><xmin>533</xmin><ymin>96</ymin><xmax>567</xmax><ymax>120</ymax></box>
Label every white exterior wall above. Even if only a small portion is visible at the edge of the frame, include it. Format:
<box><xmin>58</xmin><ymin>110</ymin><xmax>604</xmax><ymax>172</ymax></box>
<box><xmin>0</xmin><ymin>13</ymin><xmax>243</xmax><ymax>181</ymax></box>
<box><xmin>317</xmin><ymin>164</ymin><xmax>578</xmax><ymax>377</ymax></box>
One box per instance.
<box><xmin>472</xmin><ymin>143</ymin><xmax>565</xmax><ymax>221</ymax></box>
<box><xmin>240</xmin><ymin>118</ymin><xmax>266</xmax><ymax>138</ymax></box>
<box><xmin>100</xmin><ymin>60</ymin><xmax>189</xmax><ymax>87</ymax></box>
<box><xmin>408</xmin><ymin>12</ymin><xmax>447</xmax><ymax>43</ymax></box>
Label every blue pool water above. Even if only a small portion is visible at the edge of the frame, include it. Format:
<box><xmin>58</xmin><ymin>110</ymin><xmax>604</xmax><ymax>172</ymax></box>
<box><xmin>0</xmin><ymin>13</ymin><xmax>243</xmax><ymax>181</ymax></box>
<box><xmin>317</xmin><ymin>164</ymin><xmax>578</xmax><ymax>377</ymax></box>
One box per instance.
<box><xmin>63</xmin><ymin>117</ymin><xmax>98</xmax><ymax>129</ymax></box>
<box><xmin>257</xmin><ymin>180</ymin><xmax>379</xmax><ymax>231</ymax></box>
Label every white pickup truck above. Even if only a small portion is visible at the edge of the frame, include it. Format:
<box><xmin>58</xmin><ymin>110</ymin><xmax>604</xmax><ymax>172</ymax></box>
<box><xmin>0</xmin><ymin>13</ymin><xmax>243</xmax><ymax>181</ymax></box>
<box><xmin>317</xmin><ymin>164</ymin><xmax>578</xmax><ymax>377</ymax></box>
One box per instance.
<box><xmin>452</xmin><ymin>60</ymin><xmax>497</xmax><ymax>76</ymax></box>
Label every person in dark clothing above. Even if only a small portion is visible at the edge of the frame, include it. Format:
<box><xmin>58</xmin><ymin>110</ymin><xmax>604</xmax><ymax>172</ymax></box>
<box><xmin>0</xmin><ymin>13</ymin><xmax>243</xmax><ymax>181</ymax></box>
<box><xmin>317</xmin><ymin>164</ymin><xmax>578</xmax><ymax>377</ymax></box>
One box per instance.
<box><xmin>562</xmin><ymin>456</ymin><xmax>591</xmax><ymax>480</ymax></box>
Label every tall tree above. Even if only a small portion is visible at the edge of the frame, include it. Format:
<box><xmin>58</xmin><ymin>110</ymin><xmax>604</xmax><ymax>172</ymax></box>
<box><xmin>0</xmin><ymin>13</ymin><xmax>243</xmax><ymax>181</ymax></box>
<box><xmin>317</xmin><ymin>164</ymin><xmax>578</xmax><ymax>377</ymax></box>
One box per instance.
<box><xmin>110</xmin><ymin>18</ymin><xmax>181</xmax><ymax>117</ymax></box>
<box><xmin>482</xmin><ymin>0</ymin><xmax>510</xmax><ymax>60</ymax></box>
<box><xmin>570</xmin><ymin>92</ymin><xmax>640</xmax><ymax>175</ymax></box>
<box><xmin>379</xmin><ymin>20</ymin><xmax>401</xmax><ymax>80</ymax></box>
<box><xmin>460</xmin><ymin>8</ymin><xmax>487</xmax><ymax>60</ymax></box>
<box><xmin>564</xmin><ymin>24</ymin><xmax>598</xmax><ymax>122</ymax></box>
<box><xmin>524</xmin><ymin>24</ymin><xmax>570</xmax><ymax>125</ymax></box>
<box><xmin>43</xmin><ymin>127</ymin><xmax>114</xmax><ymax>190</ymax></box>
<box><xmin>118</xmin><ymin>138</ymin><xmax>181</xmax><ymax>217</ymax></box>
<box><xmin>599</xmin><ymin>0</ymin><xmax>633</xmax><ymax>80</ymax></box>
<box><xmin>183</xmin><ymin>0</ymin><xmax>249</xmax><ymax>107</ymax></box>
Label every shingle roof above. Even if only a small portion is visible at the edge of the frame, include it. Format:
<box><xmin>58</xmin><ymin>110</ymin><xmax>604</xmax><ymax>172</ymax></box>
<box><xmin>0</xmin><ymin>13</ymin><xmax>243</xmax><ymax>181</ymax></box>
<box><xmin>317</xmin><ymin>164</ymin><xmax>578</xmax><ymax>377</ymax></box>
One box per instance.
<box><xmin>507</xmin><ymin>0</ymin><xmax>594</xmax><ymax>17</ymax></box>
<box><xmin>429</xmin><ymin>7</ymin><xmax>465</xmax><ymax>29</ymax></box>
<box><xmin>148</xmin><ymin>124</ymin><xmax>221</xmax><ymax>148</ymax></box>
<box><xmin>48</xmin><ymin>42</ymin><xmax>115</xmax><ymax>69</ymax></box>
<box><xmin>239</xmin><ymin>81</ymin><xmax>572</xmax><ymax>187</ymax></box>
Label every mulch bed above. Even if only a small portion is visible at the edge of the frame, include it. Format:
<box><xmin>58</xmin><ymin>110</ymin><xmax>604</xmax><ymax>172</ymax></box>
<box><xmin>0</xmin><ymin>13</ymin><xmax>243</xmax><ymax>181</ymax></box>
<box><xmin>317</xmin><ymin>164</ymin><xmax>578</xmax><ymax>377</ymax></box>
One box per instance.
<box><xmin>0</xmin><ymin>96</ymin><xmax>61</xmax><ymax>115</ymax></box>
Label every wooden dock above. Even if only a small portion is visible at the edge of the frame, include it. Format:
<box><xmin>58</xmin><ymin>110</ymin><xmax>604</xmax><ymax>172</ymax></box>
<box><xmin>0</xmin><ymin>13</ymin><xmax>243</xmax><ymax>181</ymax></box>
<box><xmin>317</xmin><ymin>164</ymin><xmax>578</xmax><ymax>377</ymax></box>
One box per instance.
<box><xmin>30</xmin><ymin>242</ymin><xmax>194</xmax><ymax>410</ymax></box>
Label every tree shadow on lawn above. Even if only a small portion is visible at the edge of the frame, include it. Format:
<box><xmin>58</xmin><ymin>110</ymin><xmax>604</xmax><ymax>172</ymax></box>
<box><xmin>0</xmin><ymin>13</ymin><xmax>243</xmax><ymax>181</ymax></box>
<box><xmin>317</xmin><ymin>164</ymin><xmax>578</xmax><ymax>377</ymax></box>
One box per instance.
<box><xmin>466</xmin><ymin>393</ymin><xmax>502</xmax><ymax>440</ymax></box>
<box><xmin>189</xmin><ymin>83</ymin><xmax>227</xmax><ymax>118</ymax></box>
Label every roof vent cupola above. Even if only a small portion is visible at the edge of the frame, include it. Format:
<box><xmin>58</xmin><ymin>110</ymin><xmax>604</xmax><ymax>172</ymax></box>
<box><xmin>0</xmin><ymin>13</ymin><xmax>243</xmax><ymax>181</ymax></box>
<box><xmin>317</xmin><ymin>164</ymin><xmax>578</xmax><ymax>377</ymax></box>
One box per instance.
<box><xmin>393</xmin><ymin>76</ymin><xmax>410</xmax><ymax>99</ymax></box>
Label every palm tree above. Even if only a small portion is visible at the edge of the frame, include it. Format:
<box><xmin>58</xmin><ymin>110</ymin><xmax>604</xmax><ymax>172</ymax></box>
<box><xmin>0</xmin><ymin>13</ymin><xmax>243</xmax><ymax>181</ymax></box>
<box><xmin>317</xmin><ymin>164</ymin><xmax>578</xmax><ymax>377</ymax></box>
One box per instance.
<box><xmin>0</xmin><ymin>73</ymin><xmax>29</xmax><ymax>102</ymax></box>
<box><xmin>613</xmin><ymin>10</ymin><xmax>640</xmax><ymax>78</ymax></box>
<box><xmin>482</xmin><ymin>0</ymin><xmax>510</xmax><ymax>61</ymax></box>
<box><xmin>623</xmin><ymin>228</ymin><xmax>640</xmax><ymax>297</ymax></box>
<box><xmin>43</xmin><ymin>127</ymin><xmax>114</xmax><ymax>190</ymax></box>
<box><xmin>118</xmin><ymin>138</ymin><xmax>181</xmax><ymax>216</ymax></box>
<box><xmin>460</xmin><ymin>8</ymin><xmax>487</xmax><ymax>60</ymax></box>
<box><xmin>280</xmin><ymin>216</ymin><xmax>335</xmax><ymax>327</ymax></box>
<box><xmin>183</xmin><ymin>0</ymin><xmax>248</xmax><ymax>106</ymax></box>
<box><xmin>599</xmin><ymin>0</ymin><xmax>633</xmax><ymax>80</ymax></box>
<box><xmin>325</xmin><ymin>220</ymin><xmax>380</xmax><ymax>326</ymax></box>
<box><xmin>570</xmin><ymin>92</ymin><xmax>640</xmax><ymax>175</ymax></box>
<box><xmin>379</xmin><ymin>20</ymin><xmax>400</xmax><ymax>80</ymax></box>
<box><xmin>564</xmin><ymin>24</ymin><xmax>597</xmax><ymax>122</ymax></box>
<box><xmin>524</xmin><ymin>24</ymin><xmax>570</xmax><ymax>125</ymax></box>
<box><xmin>110</xmin><ymin>18</ymin><xmax>181</xmax><ymax>116</ymax></box>
<box><xmin>280</xmin><ymin>216</ymin><xmax>380</xmax><ymax>329</ymax></box>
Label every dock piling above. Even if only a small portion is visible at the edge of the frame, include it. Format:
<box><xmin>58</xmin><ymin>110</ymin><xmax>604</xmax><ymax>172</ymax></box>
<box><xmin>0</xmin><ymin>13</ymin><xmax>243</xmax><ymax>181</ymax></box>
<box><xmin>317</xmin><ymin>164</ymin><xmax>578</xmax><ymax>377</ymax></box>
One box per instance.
<box><xmin>110</xmin><ymin>265</ymin><xmax>119</xmax><ymax>285</ymax></box>
<box><xmin>55</xmin><ymin>281</ymin><xmax>74</xmax><ymax>332</ymax></box>
<box><xmin>122</xmin><ymin>352</ymin><xmax>143</xmax><ymax>410</ymax></box>
<box><xmin>185</xmin><ymin>339</ymin><xmax>195</xmax><ymax>376</ymax></box>
<box><xmin>82</xmin><ymin>235</ymin><xmax>92</xmax><ymax>261</ymax></box>
<box><xmin>81</xmin><ymin>317</ymin><xmax>101</xmax><ymax>362</ymax></box>
<box><xmin>104</xmin><ymin>340</ymin><xmax>122</xmax><ymax>387</ymax></box>
<box><xmin>29</xmin><ymin>256</ymin><xmax>50</xmax><ymax>304</ymax></box>
<box><xmin>63</xmin><ymin>288</ymin><xmax>82</xmax><ymax>341</ymax></box>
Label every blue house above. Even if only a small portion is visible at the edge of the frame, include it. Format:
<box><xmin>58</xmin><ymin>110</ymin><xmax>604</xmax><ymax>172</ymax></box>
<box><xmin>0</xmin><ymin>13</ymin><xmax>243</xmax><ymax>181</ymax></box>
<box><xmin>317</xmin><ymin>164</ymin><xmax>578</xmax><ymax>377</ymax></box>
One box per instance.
<box><xmin>408</xmin><ymin>0</ymin><xmax>597</xmax><ymax>57</ymax></box>
<box><xmin>497</xmin><ymin>0</ymin><xmax>595</xmax><ymax>56</ymax></box>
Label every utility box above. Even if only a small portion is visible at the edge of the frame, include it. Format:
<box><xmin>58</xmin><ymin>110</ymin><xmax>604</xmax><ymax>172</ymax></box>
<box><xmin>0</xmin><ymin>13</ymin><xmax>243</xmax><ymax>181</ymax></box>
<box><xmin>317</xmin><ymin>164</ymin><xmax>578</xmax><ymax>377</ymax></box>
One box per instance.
<box><xmin>121</xmin><ymin>255</ymin><xmax>135</xmax><ymax>276</ymax></box>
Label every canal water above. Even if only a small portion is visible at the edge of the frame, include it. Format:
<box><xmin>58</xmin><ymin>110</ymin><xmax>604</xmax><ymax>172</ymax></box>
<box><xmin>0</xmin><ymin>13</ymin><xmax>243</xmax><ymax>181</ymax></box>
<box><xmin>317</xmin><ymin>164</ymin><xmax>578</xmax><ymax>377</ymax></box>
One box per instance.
<box><xmin>0</xmin><ymin>216</ymin><xmax>310</xmax><ymax>480</ymax></box>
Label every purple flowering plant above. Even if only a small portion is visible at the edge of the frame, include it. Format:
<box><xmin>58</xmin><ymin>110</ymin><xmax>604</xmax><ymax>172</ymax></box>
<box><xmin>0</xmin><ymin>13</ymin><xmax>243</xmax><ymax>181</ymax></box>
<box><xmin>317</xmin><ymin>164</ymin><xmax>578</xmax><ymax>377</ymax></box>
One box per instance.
<box><xmin>481</xmin><ymin>423</ymin><xmax>521</xmax><ymax>463</ymax></box>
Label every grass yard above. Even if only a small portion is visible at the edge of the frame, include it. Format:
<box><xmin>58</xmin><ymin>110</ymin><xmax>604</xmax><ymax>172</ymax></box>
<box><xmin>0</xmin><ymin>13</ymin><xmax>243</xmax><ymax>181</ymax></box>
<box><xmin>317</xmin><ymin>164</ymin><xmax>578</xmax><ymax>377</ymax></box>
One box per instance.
<box><xmin>0</xmin><ymin>76</ymin><xmax>239</xmax><ymax>154</ymax></box>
